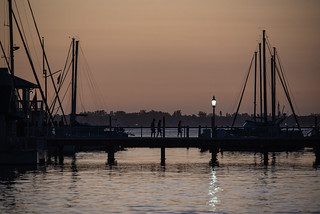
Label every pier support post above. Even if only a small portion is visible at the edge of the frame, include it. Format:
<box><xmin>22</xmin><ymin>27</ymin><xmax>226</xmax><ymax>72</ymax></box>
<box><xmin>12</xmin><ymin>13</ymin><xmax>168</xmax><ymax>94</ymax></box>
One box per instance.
<box><xmin>161</xmin><ymin>146</ymin><xmax>165</xmax><ymax>166</ymax></box>
<box><xmin>198</xmin><ymin>125</ymin><xmax>201</xmax><ymax>138</ymax></box>
<box><xmin>107</xmin><ymin>145</ymin><xmax>116</xmax><ymax>165</ymax></box>
<box><xmin>47</xmin><ymin>152</ymin><xmax>52</xmax><ymax>164</ymax></box>
<box><xmin>271</xmin><ymin>152</ymin><xmax>276</xmax><ymax>166</ymax></box>
<box><xmin>210</xmin><ymin>147</ymin><xmax>219</xmax><ymax>166</ymax></box>
<box><xmin>58</xmin><ymin>144</ymin><xmax>64</xmax><ymax>165</ymax></box>
<box><xmin>314</xmin><ymin>146</ymin><xmax>320</xmax><ymax>167</ymax></box>
<box><xmin>263</xmin><ymin>151</ymin><xmax>269</xmax><ymax>166</ymax></box>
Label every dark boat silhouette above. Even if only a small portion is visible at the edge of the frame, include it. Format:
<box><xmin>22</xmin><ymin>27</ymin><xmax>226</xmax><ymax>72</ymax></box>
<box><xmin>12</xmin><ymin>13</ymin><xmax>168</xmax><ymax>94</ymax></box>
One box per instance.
<box><xmin>227</xmin><ymin>30</ymin><xmax>303</xmax><ymax>139</ymax></box>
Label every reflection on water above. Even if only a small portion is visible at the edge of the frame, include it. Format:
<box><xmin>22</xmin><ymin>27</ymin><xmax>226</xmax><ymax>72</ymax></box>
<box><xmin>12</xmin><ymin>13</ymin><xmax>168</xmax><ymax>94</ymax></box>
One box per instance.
<box><xmin>0</xmin><ymin>149</ymin><xmax>319</xmax><ymax>213</ymax></box>
<box><xmin>208</xmin><ymin>170</ymin><xmax>221</xmax><ymax>211</ymax></box>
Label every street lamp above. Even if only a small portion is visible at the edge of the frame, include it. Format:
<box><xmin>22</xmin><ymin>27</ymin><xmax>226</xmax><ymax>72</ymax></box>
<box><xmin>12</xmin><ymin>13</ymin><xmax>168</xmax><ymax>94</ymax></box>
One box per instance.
<box><xmin>211</xmin><ymin>96</ymin><xmax>216</xmax><ymax>138</ymax></box>
<box><xmin>211</xmin><ymin>96</ymin><xmax>216</xmax><ymax>109</ymax></box>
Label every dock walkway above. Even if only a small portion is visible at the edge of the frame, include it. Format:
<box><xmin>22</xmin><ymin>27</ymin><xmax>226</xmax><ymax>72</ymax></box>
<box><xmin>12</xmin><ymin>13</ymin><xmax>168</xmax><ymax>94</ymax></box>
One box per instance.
<box><xmin>46</xmin><ymin>126</ymin><xmax>320</xmax><ymax>166</ymax></box>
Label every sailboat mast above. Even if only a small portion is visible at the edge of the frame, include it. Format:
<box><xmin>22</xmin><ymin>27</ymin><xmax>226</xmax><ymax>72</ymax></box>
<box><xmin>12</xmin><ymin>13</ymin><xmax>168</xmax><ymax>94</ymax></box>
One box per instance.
<box><xmin>71</xmin><ymin>38</ymin><xmax>75</xmax><ymax>126</ymax></box>
<box><xmin>272</xmin><ymin>47</ymin><xmax>276</xmax><ymax>122</ymax></box>
<box><xmin>271</xmin><ymin>56</ymin><xmax>274</xmax><ymax>122</ymax></box>
<box><xmin>71</xmin><ymin>38</ymin><xmax>79</xmax><ymax>126</ymax></box>
<box><xmin>42</xmin><ymin>37</ymin><xmax>48</xmax><ymax>124</ymax></box>
<box><xmin>73</xmin><ymin>40</ymin><xmax>79</xmax><ymax>124</ymax></box>
<box><xmin>259</xmin><ymin>43</ymin><xmax>262</xmax><ymax>122</ymax></box>
<box><xmin>254</xmin><ymin>51</ymin><xmax>257</xmax><ymax>122</ymax></box>
<box><xmin>9</xmin><ymin>0</ymin><xmax>14</xmax><ymax>75</ymax></box>
<box><xmin>263</xmin><ymin>30</ymin><xmax>267</xmax><ymax>124</ymax></box>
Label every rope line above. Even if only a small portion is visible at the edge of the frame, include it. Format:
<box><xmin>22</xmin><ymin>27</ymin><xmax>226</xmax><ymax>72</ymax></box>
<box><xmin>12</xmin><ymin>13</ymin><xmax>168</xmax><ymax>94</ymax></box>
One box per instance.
<box><xmin>232</xmin><ymin>54</ymin><xmax>255</xmax><ymax>127</ymax></box>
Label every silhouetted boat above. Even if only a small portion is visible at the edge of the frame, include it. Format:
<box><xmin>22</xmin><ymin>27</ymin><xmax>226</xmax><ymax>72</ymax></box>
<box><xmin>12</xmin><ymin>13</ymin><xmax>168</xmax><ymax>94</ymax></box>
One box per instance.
<box><xmin>48</xmin><ymin>38</ymin><xmax>129</xmax><ymax>140</ymax></box>
<box><xmin>228</xmin><ymin>30</ymin><xmax>303</xmax><ymax>139</ymax></box>
<box><xmin>0</xmin><ymin>0</ymin><xmax>48</xmax><ymax>164</ymax></box>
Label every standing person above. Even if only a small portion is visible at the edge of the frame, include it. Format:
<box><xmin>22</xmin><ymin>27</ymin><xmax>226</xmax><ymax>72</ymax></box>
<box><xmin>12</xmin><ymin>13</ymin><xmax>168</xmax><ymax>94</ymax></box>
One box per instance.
<box><xmin>151</xmin><ymin>118</ymin><xmax>156</xmax><ymax>137</ymax></box>
<box><xmin>157</xmin><ymin>120</ymin><xmax>162</xmax><ymax>137</ymax></box>
<box><xmin>177</xmin><ymin>120</ymin><xmax>182</xmax><ymax>137</ymax></box>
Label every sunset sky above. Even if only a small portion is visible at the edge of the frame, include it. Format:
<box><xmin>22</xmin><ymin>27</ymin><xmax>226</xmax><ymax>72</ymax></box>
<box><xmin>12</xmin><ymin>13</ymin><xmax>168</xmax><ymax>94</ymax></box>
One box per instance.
<box><xmin>1</xmin><ymin>0</ymin><xmax>319</xmax><ymax>115</ymax></box>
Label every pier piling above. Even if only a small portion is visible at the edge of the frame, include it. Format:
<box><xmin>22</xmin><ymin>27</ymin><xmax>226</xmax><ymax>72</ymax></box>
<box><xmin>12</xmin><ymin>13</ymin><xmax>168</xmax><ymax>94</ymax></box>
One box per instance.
<box><xmin>58</xmin><ymin>144</ymin><xmax>64</xmax><ymax>165</ymax></box>
<box><xmin>314</xmin><ymin>146</ymin><xmax>320</xmax><ymax>167</ymax></box>
<box><xmin>107</xmin><ymin>145</ymin><xmax>116</xmax><ymax>165</ymax></box>
<box><xmin>263</xmin><ymin>151</ymin><xmax>269</xmax><ymax>166</ymax></box>
<box><xmin>161</xmin><ymin>146</ymin><xmax>165</xmax><ymax>166</ymax></box>
<box><xmin>210</xmin><ymin>147</ymin><xmax>219</xmax><ymax>166</ymax></box>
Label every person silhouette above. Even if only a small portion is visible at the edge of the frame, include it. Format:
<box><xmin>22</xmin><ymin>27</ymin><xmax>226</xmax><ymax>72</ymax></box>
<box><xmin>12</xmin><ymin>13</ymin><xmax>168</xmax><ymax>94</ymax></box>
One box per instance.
<box><xmin>157</xmin><ymin>120</ymin><xmax>162</xmax><ymax>137</ymax></box>
<box><xmin>177</xmin><ymin>120</ymin><xmax>182</xmax><ymax>137</ymax></box>
<box><xmin>151</xmin><ymin>118</ymin><xmax>156</xmax><ymax>137</ymax></box>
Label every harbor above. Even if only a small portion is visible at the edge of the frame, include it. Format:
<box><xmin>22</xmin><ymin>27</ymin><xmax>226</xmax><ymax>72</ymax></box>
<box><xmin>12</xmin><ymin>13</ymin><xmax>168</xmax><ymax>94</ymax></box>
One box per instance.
<box><xmin>0</xmin><ymin>6</ymin><xmax>319</xmax><ymax>165</ymax></box>
<box><xmin>1</xmin><ymin>1</ymin><xmax>320</xmax><ymax>213</ymax></box>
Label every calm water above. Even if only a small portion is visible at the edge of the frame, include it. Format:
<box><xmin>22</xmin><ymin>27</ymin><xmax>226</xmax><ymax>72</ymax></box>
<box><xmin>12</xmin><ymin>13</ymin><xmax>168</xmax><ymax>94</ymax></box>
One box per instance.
<box><xmin>0</xmin><ymin>148</ymin><xmax>319</xmax><ymax>213</ymax></box>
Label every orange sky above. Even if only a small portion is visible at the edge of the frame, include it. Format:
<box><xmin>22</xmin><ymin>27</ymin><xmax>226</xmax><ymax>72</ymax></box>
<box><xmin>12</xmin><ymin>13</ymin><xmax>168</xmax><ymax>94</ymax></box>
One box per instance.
<box><xmin>1</xmin><ymin>0</ymin><xmax>319</xmax><ymax>115</ymax></box>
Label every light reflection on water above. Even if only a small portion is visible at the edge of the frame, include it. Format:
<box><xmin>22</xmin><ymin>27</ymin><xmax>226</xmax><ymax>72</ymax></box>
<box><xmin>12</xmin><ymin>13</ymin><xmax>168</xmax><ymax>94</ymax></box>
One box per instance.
<box><xmin>0</xmin><ymin>148</ymin><xmax>319</xmax><ymax>213</ymax></box>
<box><xmin>208</xmin><ymin>170</ymin><xmax>221</xmax><ymax>211</ymax></box>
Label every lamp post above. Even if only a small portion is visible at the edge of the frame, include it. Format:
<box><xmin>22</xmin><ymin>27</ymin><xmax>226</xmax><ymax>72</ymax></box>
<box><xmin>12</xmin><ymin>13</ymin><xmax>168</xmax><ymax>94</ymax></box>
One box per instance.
<box><xmin>211</xmin><ymin>96</ymin><xmax>216</xmax><ymax>138</ymax></box>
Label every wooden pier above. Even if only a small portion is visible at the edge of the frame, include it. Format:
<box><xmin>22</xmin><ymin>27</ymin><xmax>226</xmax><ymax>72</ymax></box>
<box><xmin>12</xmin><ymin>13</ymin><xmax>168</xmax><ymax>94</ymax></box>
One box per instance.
<box><xmin>46</xmin><ymin>131</ymin><xmax>320</xmax><ymax>166</ymax></box>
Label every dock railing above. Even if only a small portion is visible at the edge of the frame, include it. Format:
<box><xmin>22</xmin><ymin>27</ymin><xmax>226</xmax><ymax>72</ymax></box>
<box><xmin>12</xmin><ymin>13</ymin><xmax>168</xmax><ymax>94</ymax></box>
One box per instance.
<box><xmin>26</xmin><ymin>125</ymin><xmax>312</xmax><ymax>139</ymax></box>
<box><xmin>27</xmin><ymin>125</ymin><xmax>216</xmax><ymax>138</ymax></box>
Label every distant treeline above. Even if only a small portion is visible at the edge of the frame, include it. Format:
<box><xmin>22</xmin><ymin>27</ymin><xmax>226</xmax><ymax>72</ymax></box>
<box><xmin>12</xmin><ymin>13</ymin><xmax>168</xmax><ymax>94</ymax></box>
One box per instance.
<box><xmin>71</xmin><ymin>110</ymin><xmax>320</xmax><ymax>127</ymax></box>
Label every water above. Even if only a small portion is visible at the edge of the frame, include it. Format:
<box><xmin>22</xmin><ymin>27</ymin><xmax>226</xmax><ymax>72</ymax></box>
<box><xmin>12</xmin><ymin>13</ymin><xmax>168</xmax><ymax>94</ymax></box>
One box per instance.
<box><xmin>1</xmin><ymin>149</ymin><xmax>319</xmax><ymax>213</ymax></box>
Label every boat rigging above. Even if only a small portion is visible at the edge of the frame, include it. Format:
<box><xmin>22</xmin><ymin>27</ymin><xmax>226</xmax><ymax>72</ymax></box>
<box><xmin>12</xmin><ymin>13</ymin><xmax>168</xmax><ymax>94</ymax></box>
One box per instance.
<box><xmin>231</xmin><ymin>30</ymin><xmax>302</xmax><ymax>137</ymax></box>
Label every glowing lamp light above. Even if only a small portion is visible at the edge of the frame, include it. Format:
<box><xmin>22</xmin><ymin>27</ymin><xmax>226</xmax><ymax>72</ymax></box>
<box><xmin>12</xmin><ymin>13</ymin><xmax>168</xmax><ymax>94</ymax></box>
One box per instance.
<box><xmin>211</xmin><ymin>96</ymin><xmax>216</xmax><ymax>107</ymax></box>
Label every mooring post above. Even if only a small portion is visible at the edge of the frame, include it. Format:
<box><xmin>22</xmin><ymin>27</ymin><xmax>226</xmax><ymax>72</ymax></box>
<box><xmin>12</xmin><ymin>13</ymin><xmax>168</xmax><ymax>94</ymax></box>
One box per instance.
<box><xmin>198</xmin><ymin>125</ymin><xmax>201</xmax><ymax>138</ymax></box>
<box><xmin>161</xmin><ymin>146</ymin><xmax>166</xmax><ymax>166</ymax></box>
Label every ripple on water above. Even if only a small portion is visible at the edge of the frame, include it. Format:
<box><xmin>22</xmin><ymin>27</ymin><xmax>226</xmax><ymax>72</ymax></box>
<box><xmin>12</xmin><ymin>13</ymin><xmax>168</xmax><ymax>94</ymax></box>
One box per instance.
<box><xmin>0</xmin><ymin>149</ymin><xmax>319</xmax><ymax>213</ymax></box>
